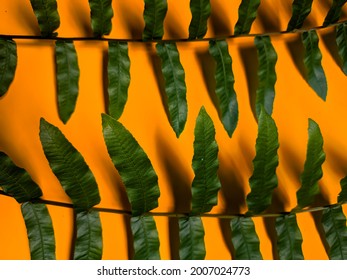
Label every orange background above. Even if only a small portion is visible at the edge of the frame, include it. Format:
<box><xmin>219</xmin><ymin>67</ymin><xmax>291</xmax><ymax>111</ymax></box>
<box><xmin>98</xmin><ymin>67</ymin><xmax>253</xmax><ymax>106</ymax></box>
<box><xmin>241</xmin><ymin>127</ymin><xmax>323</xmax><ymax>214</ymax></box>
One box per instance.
<box><xmin>1</xmin><ymin>0</ymin><xmax>347</xmax><ymax>260</ymax></box>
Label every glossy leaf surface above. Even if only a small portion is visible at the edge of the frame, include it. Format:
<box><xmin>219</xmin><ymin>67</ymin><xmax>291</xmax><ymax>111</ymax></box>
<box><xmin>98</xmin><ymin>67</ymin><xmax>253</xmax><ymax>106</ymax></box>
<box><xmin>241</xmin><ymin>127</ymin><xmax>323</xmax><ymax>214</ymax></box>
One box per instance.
<box><xmin>324</xmin><ymin>0</ymin><xmax>347</xmax><ymax>26</ymax></box>
<box><xmin>143</xmin><ymin>0</ymin><xmax>168</xmax><ymax>41</ymax></box>
<box><xmin>0</xmin><ymin>39</ymin><xmax>17</xmax><ymax>97</ymax></box>
<box><xmin>234</xmin><ymin>0</ymin><xmax>261</xmax><ymax>35</ymax></box>
<box><xmin>336</xmin><ymin>23</ymin><xmax>347</xmax><ymax>75</ymax></box>
<box><xmin>88</xmin><ymin>0</ymin><xmax>114</xmax><ymax>37</ymax></box>
<box><xmin>188</xmin><ymin>0</ymin><xmax>211</xmax><ymax>39</ymax></box>
<box><xmin>287</xmin><ymin>0</ymin><xmax>313</xmax><ymax>31</ymax></box>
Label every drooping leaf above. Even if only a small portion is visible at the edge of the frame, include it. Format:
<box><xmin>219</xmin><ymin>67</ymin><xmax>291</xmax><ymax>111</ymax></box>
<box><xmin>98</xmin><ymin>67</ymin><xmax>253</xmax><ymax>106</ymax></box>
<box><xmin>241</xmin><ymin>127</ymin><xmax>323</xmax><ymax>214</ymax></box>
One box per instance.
<box><xmin>287</xmin><ymin>0</ymin><xmax>314</xmax><ymax>31</ymax></box>
<box><xmin>0</xmin><ymin>152</ymin><xmax>42</xmax><ymax>203</ymax></box>
<box><xmin>254</xmin><ymin>36</ymin><xmax>278</xmax><ymax>117</ymax></box>
<box><xmin>88</xmin><ymin>0</ymin><xmax>114</xmax><ymax>37</ymax></box>
<box><xmin>323</xmin><ymin>0</ymin><xmax>347</xmax><ymax>26</ymax></box>
<box><xmin>131</xmin><ymin>216</ymin><xmax>160</xmax><ymax>260</ymax></box>
<box><xmin>275</xmin><ymin>214</ymin><xmax>304</xmax><ymax>260</ymax></box>
<box><xmin>246</xmin><ymin>107</ymin><xmax>279</xmax><ymax>215</ymax></box>
<box><xmin>0</xmin><ymin>39</ymin><xmax>17</xmax><ymax>97</ymax></box>
<box><xmin>156</xmin><ymin>43</ymin><xmax>187</xmax><ymax>137</ymax></box>
<box><xmin>336</xmin><ymin>23</ymin><xmax>347</xmax><ymax>75</ymax></box>
<box><xmin>338</xmin><ymin>176</ymin><xmax>347</xmax><ymax>204</ymax></box>
<box><xmin>230</xmin><ymin>217</ymin><xmax>262</xmax><ymax>260</ymax></box>
<box><xmin>39</xmin><ymin>119</ymin><xmax>100</xmax><ymax>212</ymax></box>
<box><xmin>188</xmin><ymin>0</ymin><xmax>211</xmax><ymax>39</ymax></box>
<box><xmin>107</xmin><ymin>42</ymin><xmax>131</xmax><ymax>120</ymax></box>
<box><xmin>74</xmin><ymin>210</ymin><xmax>102</xmax><ymax>260</ymax></box>
<box><xmin>55</xmin><ymin>40</ymin><xmax>80</xmax><ymax>124</ymax></box>
<box><xmin>295</xmin><ymin>119</ymin><xmax>325</xmax><ymax>209</ymax></box>
<box><xmin>322</xmin><ymin>205</ymin><xmax>347</xmax><ymax>260</ymax></box>
<box><xmin>302</xmin><ymin>30</ymin><xmax>328</xmax><ymax>101</ymax></box>
<box><xmin>143</xmin><ymin>0</ymin><xmax>168</xmax><ymax>41</ymax></box>
<box><xmin>191</xmin><ymin>107</ymin><xmax>221</xmax><ymax>215</ymax></box>
<box><xmin>102</xmin><ymin>114</ymin><xmax>160</xmax><ymax>216</ymax></box>
<box><xmin>208</xmin><ymin>40</ymin><xmax>238</xmax><ymax>137</ymax></box>
<box><xmin>21</xmin><ymin>202</ymin><xmax>55</xmax><ymax>260</ymax></box>
<box><xmin>234</xmin><ymin>0</ymin><xmax>261</xmax><ymax>35</ymax></box>
<box><xmin>179</xmin><ymin>216</ymin><xmax>205</xmax><ymax>260</ymax></box>
<box><xmin>29</xmin><ymin>0</ymin><xmax>60</xmax><ymax>37</ymax></box>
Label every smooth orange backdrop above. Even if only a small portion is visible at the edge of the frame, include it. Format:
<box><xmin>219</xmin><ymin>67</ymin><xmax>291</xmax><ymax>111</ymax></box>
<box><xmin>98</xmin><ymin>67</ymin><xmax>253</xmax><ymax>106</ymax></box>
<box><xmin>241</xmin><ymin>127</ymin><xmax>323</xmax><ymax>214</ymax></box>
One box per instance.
<box><xmin>1</xmin><ymin>0</ymin><xmax>347</xmax><ymax>260</ymax></box>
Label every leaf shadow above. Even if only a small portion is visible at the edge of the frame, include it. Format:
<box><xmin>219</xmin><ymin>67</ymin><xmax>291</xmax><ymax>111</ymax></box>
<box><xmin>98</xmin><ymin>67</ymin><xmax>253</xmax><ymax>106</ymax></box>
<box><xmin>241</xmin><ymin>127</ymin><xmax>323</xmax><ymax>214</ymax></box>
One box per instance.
<box><xmin>326</xmin><ymin>144</ymin><xmax>347</xmax><ymax>178</ymax></box>
<box><xmin>118</xmin><ymin>3</ymin><xmax>143</xmax><ymax>39</ymax></box>
<box><xmin>218</xmin><ymin>218</ymin><xmax>234</xmax><ymax>259</ymax></box>
<box><xmin>169</xmin><ymin>217</ymin><xmax>180</xmax><ymax>259</ymax></box>
<box><xmin>69</xmin><ymin>212</ymin><xmax>77</xmax><ymax>260</ymax></box>
<box><xmin>15</xmin><ymin>4</ymin><xmax>41</xmax><ymax>35</ymax></box>
<box><xmin>320</xmin><ymin>0</ymin><xmax>347</xmax><ymax>21</ymax></box>
<box><xmin>256</xmin><ymin>1</ymin><xmax>281</xmax><ymax>32</ymax></box>
<box><xmin>210</xmin><ymin>0</ymin><xmax>232</xmax><ymax>36</ymax></box>
<box><xmin>311</xmin><ymin>211</ymin><xmax>330</xmax><ymax>258</ymax></box>
<box><xmin>124</xmin><ymin>215</ymin><xmax>135</xmax><ymax>259</ymax></box>
<box><xmin>102</xmin><ymin>48</ymin><xmax>110</xmax><ymax>114</ymax></box>
<box><xmin>262</xmin><ymin>216</ymin><xmax>279</xmax><ymax>260</ymax></box>
<box><xmin>165</xmin><ymin>14</ymin><xmax>185</xmax><ymax>39</ymax></box>
<box><xmin>67</xmin><ymin>2</ymin><xmax>93</xmax><ymax>36</ymax></box>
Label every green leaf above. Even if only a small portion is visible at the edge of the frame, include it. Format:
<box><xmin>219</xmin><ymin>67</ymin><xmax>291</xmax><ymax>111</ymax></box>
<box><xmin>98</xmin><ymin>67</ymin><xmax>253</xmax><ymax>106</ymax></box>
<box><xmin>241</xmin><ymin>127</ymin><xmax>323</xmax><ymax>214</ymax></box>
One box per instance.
<box><xmin>230</xmin><ymin>217</ymin><xmax>262</xmax><ymax>260</ymax></box>
<box><xmin>0</xmin><ymin>39</ymin><xmax>17</xmax><ymax>97</ymax></box>
<box><xmin>323</xmin><ymin>0</ymin><xmax>347</xmax><ymax>26</ymax></box>
<box><xmin>102</xmin><ymin>114</ymin><xmax>160</xmax><ymax>216</ymax></box>
<box><xmin>296</xmin><ymin>119</ymin><xmax>325</xmax><ymax>209</ymax></box>
<box><xmin>74</xmin><ymin>210</ymin><xmax>102</xmax><ymax>260</ymax></box>
<box><xmin>107</xmin><ymin>42</ymin><xmax>131</xmax><ymax>120</ymax></box>
<box><xmin>179</xmin><ymin>216</ymin><xmax>205</xmax><ymax>260</ymax></box>
<box><xmin>234</xmin><ymin>0</ymin><xmax>261</xmax><ymax>36</ymax></box>
<box><xmin>39</xmin><ymin>119</ymin><xmax>100</xmax><ymax>212</ymax></box>
<box><xmin>55</xmin><ymin>40</ymin><xmax>80</xmax><ymax>124</ymax></box>
<box><xmin>208</xmin><ymin>40</ymin><xmax>238</xmax><ymax>137</ymax></box>
<box><xmin>254</xmin><ymin>36</ymin><xmax>278</xmax><ymax>117</ymax></box>
<box><xmin>21</xmin><ymin>202</ymin><xmax>55</xmax><ymax>260</ymax></box>
<box><xmin>143</xmin><ymin>0</ymin><xmax>168</xmax><ymax>41</ymax></box>
<box><xmin>287</xmin><ymin>0</ymin><xmax>313</xmax><ymax>31</ymax></box>
<box><xmin>302</xmin><ymin>30</ymin><xmax>328</xmax><ymax>101</ymax></box>
<box><xmin>246</xmin><ymin>107</ymin><xmax>279</xmax><ymax>214</ymax></box>
<box><xmin>155</xmin><ymin>42</ymin><xmax>188</xmax><ymax>137</ymax></box>
<box><xmin>336</xmin><ymin>23</ymin><xmax>347</xmax><ymax>75</ymax></box>
<box><xmin>322</xmin><ymin>205</ymin><xmax>347</xmax><ymax>260</ymax></box>
<box><xmin>0</xmin><ymin>152</ymin><xmax>42</xmax><ymax>203</ymax></box>
<box><xmin>131</xmin><ymin>216</ymin><xmax>160</xmax><ymax>260</ymax></box>
<box><xmin>29</xmin><ymin>0</ymin><xmax>60</xmax><ymax>37</ymax></box>
<box><xmin>88</xmin><ymin>0</ymin><xmax>114</xmax><ymax>37</ymax></box>
<box><xmin>338</xmin><ymin>176</ymin><xmax>347</xmax><ymax>204</ymax></box>
<box><xmin>275</xmin><ymin>214</ymin><xmax>304</xmax><ymax>260</ymax></box>
<box><xmin>188</xmin><ymin>0</ymin><xmax>211</xmax><ymax>39</ymax></box>
<box><xmin>191</xmin><ymin>107</ymin><xmax>221</xmax><ymax>215</ymax></box>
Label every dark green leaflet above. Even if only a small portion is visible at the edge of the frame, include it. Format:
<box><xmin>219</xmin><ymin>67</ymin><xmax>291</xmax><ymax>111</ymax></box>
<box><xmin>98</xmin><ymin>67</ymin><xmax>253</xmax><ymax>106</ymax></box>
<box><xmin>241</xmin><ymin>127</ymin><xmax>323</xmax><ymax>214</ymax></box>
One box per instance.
<box><xmin>131</xmin><ymin>216</ymin><xmax>160</xmax><ymax>260</ymax></box>
<box><xmin>302</xmin><ymin>30</ymin><xmax>328</xmax><ymax>101</ymax></box>
<box><xmin>275</xmin><ymin>214</ymin><xmax>304</xmax><ymax>260</ymax></box>
<box><xmin>55</xmin><ymin>40</ymin><xmax>80</xmax><ymax>124</ymax></box>
<box><xmin>88</xmin><ymin>0</ymin><xmax>114</xmax><ymax>37</ymax></box>
<box><xmin>0</xmin><ymin>39</ymin><xmax>17</xmax><ymax>97</ymax></box>
<box><xmin>191</xmin><ymin>107</ymin><xmax>221</xmax><ymax>215</ymax></box>
<box><xmin>102</xmin><ymin>114</ymin><xmax>160</xmax><ymax>216</ymax></box>
<box><xmin>247</xmin><ymin>107</ymin><xmax>279</xmax><ymax>215</ymax></box>
<box><xmin>254</xmin><ymin>36</ymin><xmax>278</xmax><ymax>117</ymax></box>
<box><xmin>74</xmin><ymin>210</ymin><xmax>102</xmax><ymax>260</ymax></box>
<box><xmin>230</xmin><ymin>217</ymin><xmax>262</xmax><ymax>260</ymax></box>
<box><xmin>208</xmin><ymin>40</ymin><xmax>238</xmax><ymax>137</ymax></box>
<box><xmin>322</xmin><ymin>205</ymin><xmax>347</xmax><ymax>260</ymax></box>
<box><xmin>188</xmin><ymin>0</ymin><xmax>211</xmax><ymax>39</ymax></box>
<box><xmin>156</xmin><ymin>42</ymin><xmax>187</xmax><ymax>138</ymax></box>
<box><xmin>179</xmin><ymin>216</ymin><xmax>205</xmax><ymax>260</ymax></box>
<box><xmin>108</xmin><ymin>42</ymin><xmax>131</xmax><ymax>120</ymax></box>
<box><xmin>336</xmin><ymin>23</ymin><xmax>347</xmax><ymax>75</ymax></box>
<box><xmin>29</xmin><ymin>0</ymin><xmax>60</xmax><ymax>37</ymax></box>
<box><xmin>296</xmin><ymin>119</ymin><xmax>325</xmax><ymax>210</ymax></box>
<box><xmin>323</xmin><ymin>0</ymin><xmax>347</xmax><ymax>26</ymax></box>
<box><xmin>21</xmin><ymin>202</ymin><xmax>55</xmax><ymax>260</ymax></box>
<box><xmin>287</xmin><ymin>0</ymin><xmax>314</xmax><ymax>31</ymax></box>
<box><xmin>39</xmin><ymin>119</ymin><xmax>100</xmax><ymax>212</ymax></box>
<box><xmin>338</xmin><ymin>176</ymin><xmax>347</xmax><ymax>203</ymax></box>
<box><xmin>234</xmin><ymin>0</ymin><xmax>261</xmax><ymax>35</ymax></box>
<box><xmin>0</xmin><ymin>152</ymin><xmax>42</xmax><ymax>203</ymax></box>
<box><xmin>143</xmin><ymin>0</ymin><xmax>168</xmax><ymax>41</ymax></box>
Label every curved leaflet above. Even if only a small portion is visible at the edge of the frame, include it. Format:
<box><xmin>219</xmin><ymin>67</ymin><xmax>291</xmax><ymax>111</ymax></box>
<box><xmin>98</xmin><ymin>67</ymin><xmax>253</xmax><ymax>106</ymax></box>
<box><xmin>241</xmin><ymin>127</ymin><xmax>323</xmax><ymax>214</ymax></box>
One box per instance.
<box><xmin>324</xmin><ymin>0</ymin><xmax>347</xmax><ymax>26</ymax></box>
<box><xmin>156</xmin><ymin>43</ymin><xmax>187</xmax><ymax>137</ymax></box>
<box><xmin>102</xmin><ymin>114</ymin><xmax>160</xmax><ymax>216</ymax></box>
<box><xmin>143</xmin><ymin>0</ymin><xmax>168</xmax><ymax>41</ymax></box>
<box><xmin>88</xmin><ymin>0</ymin><xmax>114</xmax><ymax>37</ymax></box>
<box><xmin>55</xmin><ymin>40</ymin><xmax>80</xmax><ymax>124</ymax></box>
<box><xmin>208</xmin><ymin>40</ymin><xmax>238</xmax><ymax>137</ymax></box>
<box><xmin>287</xmin><ymin>0</ymin><xmax>313</xmax><ymax>31</ymax></box>
<box><xmin>234</xmin><ymin>0</ymin><xmax>261</xmax><ymax>35</ymax></box>
<box><xmin>247</xmin><ymin>107</ymin><xmax>279</xmax><ymax>214</ymax></box>
<box><xmin>108</xmin><ymin>42</ymin><xmax>131</xmax><ymax>120</ymax></box>
<box><xmin>254</xmin><ymin>36</ymin><xmax>278</xmax><ymax>117</ymax></box>
<box><xmin>336</xmin><ymin>23</ymin><xmax>347</xmax><ymax>75</ymax></box>
<box><xmin>0</xmin><ymin>39</ymin><xmax>17</xmax><ymax>97</ymax></box>
<box><xmin>29</xmin><ymin>0</ymin><xmax>60</xmax><ymax>36</ymax></box>
<box><xmin>188</xmin><ymin>0</ymin><xmax>211</xmax><ymax>39</ymax></box>
<box><xmin>338</xmin><ymin>176</ymin><xmax>347</xmax><ymax>203</ymax></box>
<box><xmin>39</xmin><ymin>119</ymin><xmax>100</xmax><ymax>212</ymax></box>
